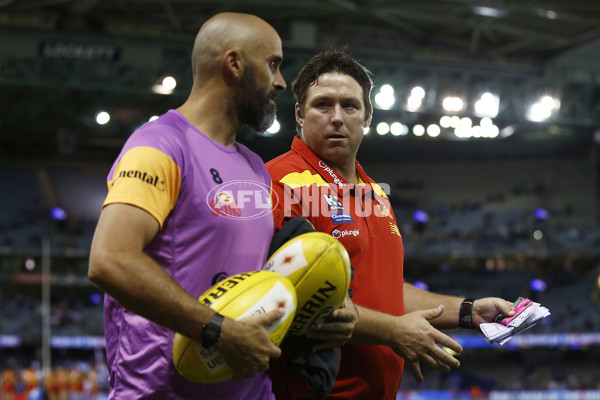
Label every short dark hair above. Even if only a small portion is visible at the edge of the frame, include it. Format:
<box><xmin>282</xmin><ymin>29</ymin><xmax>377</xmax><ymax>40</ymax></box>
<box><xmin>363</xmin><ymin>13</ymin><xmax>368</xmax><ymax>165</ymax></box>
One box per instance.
<box><xmin>292</xmin><ymin>47</ymin><xmax>373</xmax><ymax>121</ymax></box>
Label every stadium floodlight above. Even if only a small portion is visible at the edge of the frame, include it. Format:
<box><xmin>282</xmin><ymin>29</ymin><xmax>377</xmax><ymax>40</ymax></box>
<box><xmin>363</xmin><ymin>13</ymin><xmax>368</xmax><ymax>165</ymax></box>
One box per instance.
<box><xmin>427</xmin><ymin>124</ymin><xmax>441</xmax><ymax>137</ymax></box>
<box><xmin>460</xmin><ymin>117</ymin><xmax>472</xmax><ymax>128</ymax></box>
<box><xmin>474</xmin><ymin>92</ymin><xmax>499</xmax><ymax>118</ymax></box>
<box><xmin>440</xmin><ymin>116</ymin><xmax>450</xmax><ymax>128</ymax></box>
<box><xmin>526</xmin><ymin>95</ymin><xmax>560</xmax><ymax>122</ymax></box>
<box><xmin>500</xmin><ymin>125</ymin><xmax>515</xmax><ymax>138</ymax></box>
<box><xmin>473</xmin><ymin>6</ymin><xmax>506</xmax><ymax>17</ymax></box>
<box><xmin>484</xmin><ymin>124</ymin><xmax>500</xmax><ymax>138</ymax></box>
<box><xmin>406</xmin><ymin>96</ymin><xmax>422</xmax><ymax>112</ymax></box>
<box><xmin>454</xmin><ymin>117</ymin><xmax>473</xmax><ymax>138</ymax></box>
<box><xmin>449</xmin><ymin>116</ymin><xmax>461</xmax><ymax>128</ymax></box>
<box><xmin>454</xmin><ymin>126</ymin><xmax>471</xmax><ymax>138</ymax></box>
<box><xmin>374</xmin><ymin>84</ymin><xmax>395</xmax><ymax>110</ymax></box>
<box><xmin>411</xmin><ymin>86</ymin><xmax>425</xmax><ymax>99</ymax></box>
<box><xmin>406</xmin><ymin>86</ymin><xmax>425</xmax><ymax>112</ymax></box>
<box><xmin>162</xmin><ymin>76</ymin><xmax>177</xmax><ymax>90</ymax></box>
<box><xmin>413</xmin><ymin>124</ymin><xmax>425</xmax><ymax>136</ymax></box>
<box><xmin>390</xmin><ymin>122</ymin><xmax>408</xmax><ymax>136</ymax></box>
<box><xmin>541</xmin><ymin>95</ymin><xmax>560</xmax><ymax>110</ymax></box>
<box><xmin>526</xmin><ymin>103</ymin><xmax>551</xmax><ymax>122</ymax></box>
<box><xmin>480</xmin><ymin>117</ymin><xmax>493</xmax><ymax>128</ymax></box>
<box><xmin>442</xmin><ymin>96</ymin><xmax>464</xmax><ymax>113</ymax></box>
<box><xmin>95</xmin><ymin>111</ymin><xmax>110</xmax><ymax>125</ymax></box>
<box><xmin>376</xmin><ymin>122</ymin><xmax>390</xmax><ymax>135</ymax></box>
<box><xmin>152</xmin><ymin>75</ymin><xmax>177</xmax><ymax>95</ymax></box>
<box><xmin>266</xmin><ymin>119</ymin><xmax>280</xmax><ymax>134</ymax></box>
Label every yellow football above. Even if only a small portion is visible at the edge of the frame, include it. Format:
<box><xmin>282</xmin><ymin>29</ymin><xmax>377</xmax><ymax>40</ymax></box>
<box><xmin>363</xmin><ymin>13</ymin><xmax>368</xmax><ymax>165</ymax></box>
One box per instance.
<box><xmin>172</xmin><ymin>270</ymin><xmax>296</xmax><ymax>383</ymax></box>
<box><xmin>263</xmin><ymin>231</ymin><xmax>351</xmax><ymax>336</ymax></box>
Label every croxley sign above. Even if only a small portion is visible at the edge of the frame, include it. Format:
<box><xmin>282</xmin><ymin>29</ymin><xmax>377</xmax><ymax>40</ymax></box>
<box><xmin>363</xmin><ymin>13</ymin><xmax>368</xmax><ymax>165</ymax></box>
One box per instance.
<box><xmin>39</xmin><ymin>41</ymin><xmax>121</xmax><ymax>62</ymax></box>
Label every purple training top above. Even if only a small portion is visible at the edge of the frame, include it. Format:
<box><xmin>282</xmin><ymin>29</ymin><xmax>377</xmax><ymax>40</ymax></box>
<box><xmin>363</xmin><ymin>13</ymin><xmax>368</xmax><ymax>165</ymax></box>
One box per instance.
<box><xmin>102</xmin><ymin>110</ymin><xmax>276</xmax><ymax>399</ymax></box>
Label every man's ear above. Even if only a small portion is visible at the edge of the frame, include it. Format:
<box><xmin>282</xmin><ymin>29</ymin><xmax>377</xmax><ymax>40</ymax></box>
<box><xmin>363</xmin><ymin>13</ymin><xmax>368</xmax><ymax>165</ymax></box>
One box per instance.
<box><xmin>363</xmin><ymin>111</ymin><xmax>373</xmax><ymax>129</ymax></box>
<box><xmin>295</xmin><ymin>103</ymin><xmax>304</xmax><ymax>129</ymax></box>
<box><xmin>223</xmin><ymin>49</ymin><xmax>243</xmax><ymax>85</ymax></box>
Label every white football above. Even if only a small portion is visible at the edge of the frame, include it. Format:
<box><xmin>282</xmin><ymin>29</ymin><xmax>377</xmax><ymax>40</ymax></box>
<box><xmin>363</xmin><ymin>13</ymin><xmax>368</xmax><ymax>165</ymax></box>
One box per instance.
<box><xmin>263</xmin><ymin>231</ymin><xmax>351</xmax><ymax>336</ymax></box>
<box><xmin>172</xmin><ymin>270</ymin><xmax>296</xmax><ymax>383</ymax></box>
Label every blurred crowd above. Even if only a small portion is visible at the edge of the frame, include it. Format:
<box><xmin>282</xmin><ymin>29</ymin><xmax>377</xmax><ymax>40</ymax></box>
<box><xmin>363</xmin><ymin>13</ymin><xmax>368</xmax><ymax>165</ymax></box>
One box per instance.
<box><xmin>0</xmin><ymin>293</ymin><xmax>103</xmax><ymax>341</ymax></box>
<box><xmin>399</xmin><ymin>347</ymin><xmax>600</xmax><ymax>397</ymax></box>
<box><xmin>0</xmin><ymin>362</ymin><xmax>108</xmax><ymax>400</ymax></box>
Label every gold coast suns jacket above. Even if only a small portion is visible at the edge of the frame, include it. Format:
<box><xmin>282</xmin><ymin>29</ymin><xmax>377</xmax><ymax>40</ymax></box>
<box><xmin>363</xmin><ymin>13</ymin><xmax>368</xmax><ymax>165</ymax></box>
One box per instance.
<box><xmin>266</xmin><ymin>136</ymin><xmax>406</xmax><ymax>400</ymax></box>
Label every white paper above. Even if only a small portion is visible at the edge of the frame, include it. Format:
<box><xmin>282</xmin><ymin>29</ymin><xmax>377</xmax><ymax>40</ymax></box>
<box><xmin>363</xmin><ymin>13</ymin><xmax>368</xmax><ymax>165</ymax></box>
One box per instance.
<box><xmin>480</xmin><ymin>305</ymin><xmax>550</xmax><ymax>345</ymax></box>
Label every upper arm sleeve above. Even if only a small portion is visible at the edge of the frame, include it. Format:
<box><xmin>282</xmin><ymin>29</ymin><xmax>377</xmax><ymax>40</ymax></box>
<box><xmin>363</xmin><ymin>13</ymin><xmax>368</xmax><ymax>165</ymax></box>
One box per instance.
<box><xmin>104</xmin><ymin>146</ymin><xmax>181</xmax><ymax>228</ymax></box>
<box><xmin>271</xmin><ymin>179</ymin><xmax>306</xmax><ymax>232</ymax></box>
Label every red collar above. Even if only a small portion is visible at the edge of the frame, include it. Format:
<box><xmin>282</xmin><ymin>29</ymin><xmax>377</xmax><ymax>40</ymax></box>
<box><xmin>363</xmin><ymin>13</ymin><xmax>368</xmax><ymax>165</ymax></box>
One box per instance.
<box><xmin>290</xmin><ymin>136</ymin><xmax>373</xmax><ymax>187</ymax></box>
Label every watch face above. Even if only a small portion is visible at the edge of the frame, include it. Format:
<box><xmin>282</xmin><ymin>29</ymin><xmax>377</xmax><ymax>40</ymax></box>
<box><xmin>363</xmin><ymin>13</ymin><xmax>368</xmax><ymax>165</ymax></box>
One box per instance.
<box><xmin>201</xmin><ymin>314</ymin><xmax>224</xmax><ymax>348</ymax></box>
<box><xmin>459</xmin><ymin>299</ymin><xmax>474</xmax><ymax>328</ymax></box>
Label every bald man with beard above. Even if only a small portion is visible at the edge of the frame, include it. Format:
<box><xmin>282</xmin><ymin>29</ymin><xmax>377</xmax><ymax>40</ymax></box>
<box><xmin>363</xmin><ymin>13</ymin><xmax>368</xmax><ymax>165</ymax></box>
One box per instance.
<box><xmin>88</xmin><ymin>12</ymin><xmax>288</xmax><ymax>399</ymax></box>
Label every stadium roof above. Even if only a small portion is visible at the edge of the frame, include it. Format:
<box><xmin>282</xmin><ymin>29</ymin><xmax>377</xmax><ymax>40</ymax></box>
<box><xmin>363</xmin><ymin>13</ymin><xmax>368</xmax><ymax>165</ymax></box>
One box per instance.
<box><xmin>0</xmin><ymin>0</ymin><xmax>599</xmax><ymax>164</ymax></box>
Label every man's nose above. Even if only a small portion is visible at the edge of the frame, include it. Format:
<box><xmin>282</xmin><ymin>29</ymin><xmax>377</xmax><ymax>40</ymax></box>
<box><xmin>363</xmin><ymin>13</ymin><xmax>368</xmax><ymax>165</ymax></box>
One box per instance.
<box><xmin>274</xmin><ymin>70</ymin><xmax>286</xmax><ymax>92</ymax></box>
<box><xmin>331</xmin><ymin>104</ymin><xmax>344</xmax><ymax>127</ymax></box>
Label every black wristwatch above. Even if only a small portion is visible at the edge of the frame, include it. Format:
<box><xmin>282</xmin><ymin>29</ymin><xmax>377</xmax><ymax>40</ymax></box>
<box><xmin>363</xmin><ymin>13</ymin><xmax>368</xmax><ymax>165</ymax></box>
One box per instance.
<box><xmin>458</xmin><ymin>298</ymin><xmax>475</xmax><ymax>329</ymax></box>
<box><xmin>201</xmin><ymin>312</ymin><xmax>224</xmax><ymax>348</ymax></box>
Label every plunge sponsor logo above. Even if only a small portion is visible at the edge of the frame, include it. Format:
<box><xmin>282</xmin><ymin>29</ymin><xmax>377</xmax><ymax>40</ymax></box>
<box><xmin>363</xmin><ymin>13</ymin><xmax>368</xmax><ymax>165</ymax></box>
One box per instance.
<box><xmin>206</xmin><ymin>180</ymin><xmax>276</xmax><ymax>220</ymax></box>
<box><xmin>331</xmin><ymin>228</ymin><xmax>360</xmax><ymax>239</ymax></box>
<box><xmin>318</xmin><ymin>160</ymin><xmax>345</xmax><ymax>187</ymax></box>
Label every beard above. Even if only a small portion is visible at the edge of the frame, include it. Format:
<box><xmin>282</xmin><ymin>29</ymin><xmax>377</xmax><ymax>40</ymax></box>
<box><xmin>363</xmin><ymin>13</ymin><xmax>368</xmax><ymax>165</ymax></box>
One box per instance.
<box><xmin>232</xmin><ymin>64</ymin><xmax>277</xmax><ymax>133</ymax></box>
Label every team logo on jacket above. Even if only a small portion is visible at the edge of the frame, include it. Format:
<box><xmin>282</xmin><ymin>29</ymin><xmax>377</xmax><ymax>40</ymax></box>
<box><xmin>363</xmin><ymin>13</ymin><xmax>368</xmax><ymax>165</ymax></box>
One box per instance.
<box><xmin>376</xmin><ymin>198</ymin><xmax>393</xmax><ymax>219</ymax></box>
<box><xmin>323</xmin><ymin>194</ymin><xmax>354</xmax><ymax>224</ymax></box>
<box><xmin>206</xmin><ymin>180</ymin><xmax>275</xmax><ymax>220</ymax></box>
<box><xmin>389</xmin><ymin>222</ymin><xmax>401</xmax><ymax>237</ymax></box>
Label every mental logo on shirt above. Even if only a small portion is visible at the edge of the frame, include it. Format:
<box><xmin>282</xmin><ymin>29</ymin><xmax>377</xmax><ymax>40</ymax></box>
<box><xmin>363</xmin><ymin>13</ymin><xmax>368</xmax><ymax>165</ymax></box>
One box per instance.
<box><xmin>111</xmin><ymin>169</ymin><xmax>165</xmax><ymax>191</ymax></box>
<box><xmin>206</xmin><ymin>180</ymin><xmax>275</xmax><ymax>220</ymax></box>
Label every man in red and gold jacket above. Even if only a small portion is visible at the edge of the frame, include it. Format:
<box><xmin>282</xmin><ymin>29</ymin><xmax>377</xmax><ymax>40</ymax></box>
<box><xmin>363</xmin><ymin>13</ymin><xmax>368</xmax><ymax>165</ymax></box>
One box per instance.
<box><xmin>266</xmin><ymin>48</ymin><xmax>515</xmax><ymax>400</ymax></box>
